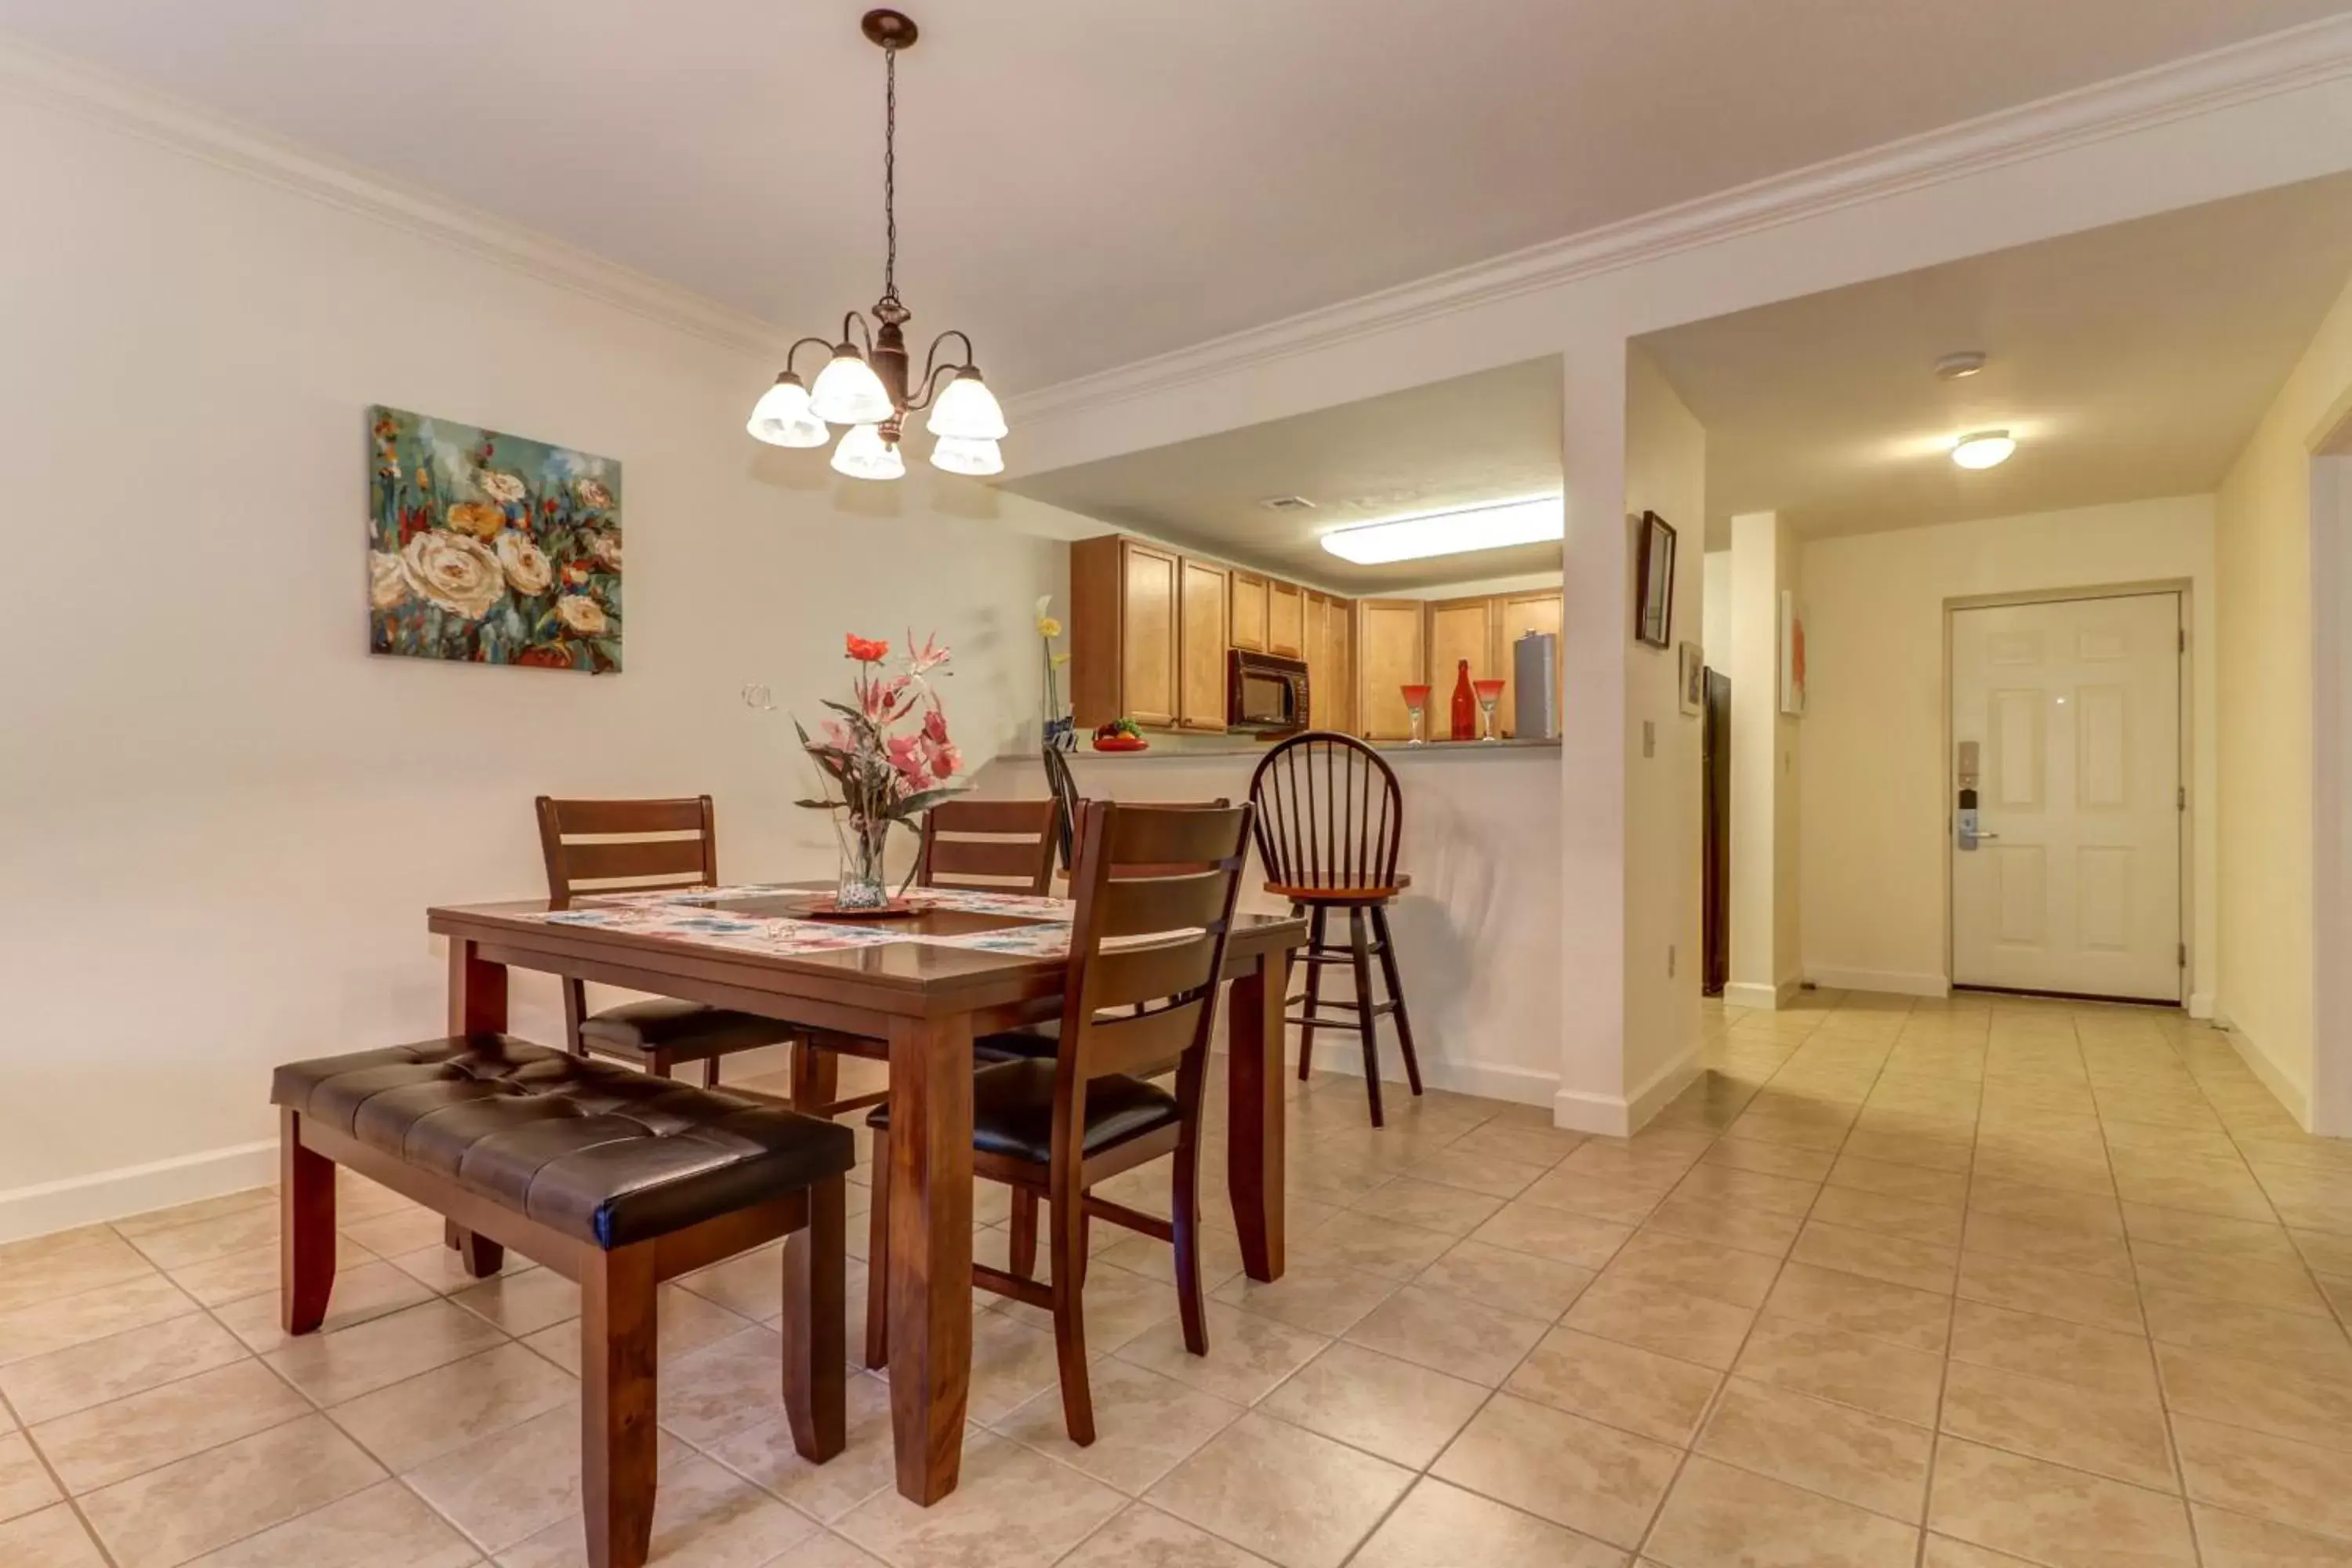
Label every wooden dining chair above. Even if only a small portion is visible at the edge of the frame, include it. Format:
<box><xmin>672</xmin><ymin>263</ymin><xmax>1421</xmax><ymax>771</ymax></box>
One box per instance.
<box><xmin>534</xmin><ymin>795</ymin><xmax>799</xmax><ymax>1087</ymax></box>
<box><xmin>1041</xmin><ymin>745</ymin><xmax>1083</xmax><ymax>873</ymax></box>
<box><xmin>863</xmin><ymin>800</ymin><xmax>1256</xmax><ymax>1445</ymax></box>
<box><xmin>788</xmin><ymin>797</ymin><xmax>1063</xmax><ymax>1115</ymax></box>
<box><xmin>1244</xmin><ymin>732</ymin><xmax>1424</xmax><ymax>1126</ymax></box>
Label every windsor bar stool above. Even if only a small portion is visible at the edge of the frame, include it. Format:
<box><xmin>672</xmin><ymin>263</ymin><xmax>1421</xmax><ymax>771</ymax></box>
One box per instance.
<box><xmin>535</xmin><ymin>795</ymin><xmax>800</xmax><ymax>1086</ymax></box>
<box><xmin>1243</xmin><ymin>733</ymin><xmax>1423</xmax><ymax>1126</ymax></box>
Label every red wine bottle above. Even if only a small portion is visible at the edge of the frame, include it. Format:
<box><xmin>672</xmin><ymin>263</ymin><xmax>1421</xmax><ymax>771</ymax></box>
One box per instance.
<box><xmin>1450</xmin><ymin>659</ymin><xmax>1476</xmax><ymax>742</ymax></box>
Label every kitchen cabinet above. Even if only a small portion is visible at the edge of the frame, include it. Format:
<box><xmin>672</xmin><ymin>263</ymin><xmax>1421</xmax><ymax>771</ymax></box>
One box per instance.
<box><xmin>1356</xmin><ymin>599</ymin><xmax>1426</xmax><ymax>741</ymax></box>
<box><xmin>1427</xmin><ymin>595</ymin><xmax>1501</xmax><ymax>700</ymax></box>
<box><xmin>1495</xmin><ymin>588</ymin><xmax>1564</xmax><ymax>737</ymax></box>
<box><xmin>1178</xmin><ymin>557</ymin><xmax>1230</xmax><ymax>731</ymax></box>
<box><xmin>1322</xmin><ymin>594</ymin><xmax>1356</xmax><ymax>735</ymax></box>
<box><xmin>1070</xmin><ymin>535</ymin><xmax>1179</xmax><ymax>730</ymax></box>
<box><xmin>1229</xmin><ymin>571</ymin><xmax>1269</xmax><ymax>654</ymax></box>
<box><xmin>1268</xmin><ymin>579</ymin><xmax>1305</xmax><ymax>658</ymax></box>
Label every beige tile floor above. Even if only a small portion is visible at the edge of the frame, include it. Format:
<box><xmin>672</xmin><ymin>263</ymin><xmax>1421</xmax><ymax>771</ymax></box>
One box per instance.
<box><xmin>7</xmin><ymin>992</ymin><xmax>2352</xmax><ymax>1566</ymax></box>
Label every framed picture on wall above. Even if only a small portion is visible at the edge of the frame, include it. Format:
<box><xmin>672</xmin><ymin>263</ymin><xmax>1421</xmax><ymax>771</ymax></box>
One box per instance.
<box><xmin>1679</xmin><ymin>642</ymin><xmax>1704</xmax><ymax>716</ymax></box>
<box><xmin>1780</xmin><ymin>590</ymin><xmax>1807</xmax><ymax>716</ymax></box>
<box><xmin>1635</xmin><ymin>510</ymin><xmax>1676</xmax><ymax>648</ymax></box>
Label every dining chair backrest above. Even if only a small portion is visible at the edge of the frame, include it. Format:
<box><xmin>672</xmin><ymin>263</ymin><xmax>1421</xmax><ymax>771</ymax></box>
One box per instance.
<box><xmin>1056</xmin><ymin>801</ymin><xmax>1254</xmax><ymax>1099</ymax></box>
<box><xmin>1244</xmin><ymin>731</ymin><xmax>1403</xmax><ymax>892</ymax></box>
<box><xmin>535</xmin><ymin>795</ymin><xmax>717</xmax><ymax>907</ymax></box>
<box><xmin>915</xmin><ymin>797</ymin><xmax>1061</xmax><ymax>895</ymax></box>
<box><xmin>1041</xmin><ymin>746</ymin><xmax>1083</xmax><ymax>872</ymax></box>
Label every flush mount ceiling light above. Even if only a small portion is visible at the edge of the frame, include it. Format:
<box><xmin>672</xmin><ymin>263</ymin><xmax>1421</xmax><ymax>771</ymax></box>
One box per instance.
<box><xmin>744</xmin><ymin>10</ymin><xmax>1007</xmax><ymax>479</ymax></box>
<box><xmin>1319</xmin><ymin>495</ymin><xmax>1563</xmax><ymax>565</ymax></box>
<box><xmin>1951</xmin><ymin>430</ymin><xmax>2016</xmax><ymax>470</ymax></box>
<box><xmin>1935</xmin><ymin>350</ymin><xmax>1988</xmax><ymax>380</ymax></box>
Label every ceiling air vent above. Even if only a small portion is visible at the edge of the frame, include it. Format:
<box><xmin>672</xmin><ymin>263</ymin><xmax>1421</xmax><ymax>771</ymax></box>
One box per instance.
<box><xmin>1258</xmin><ymin>495</ymin><xmax>1316</xmax><ymax>513</ymax></box>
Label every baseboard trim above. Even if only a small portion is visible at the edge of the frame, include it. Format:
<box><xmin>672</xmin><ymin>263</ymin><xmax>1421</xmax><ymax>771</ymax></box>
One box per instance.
<box><xmin>1276</xmin><ymin>1043</ymin><xmax>1557</xmax><ymax>1109</ymax></box>
<box><xmin>1553</xmin><ymin>1041</ymin><xmax>1702</xmax><ymax>1138</ymax></box>
<box><xmin>1721</xmin><ymin>978</ymin><xmax>1803</xmax><ymax>1011</ymax></box>
<box><xmin>1803</xmin><ymin>967</ymin><xmax>1953</xmax><ymax>1000</ymax></box>
<box><xmin>0</xmin><ymin>1139</ymin><xmax>278</xmax><ymax>1246</ymax></box>
<box><xmin>2219</xmin><ymin>1019</ymin><xmax>2313</xmax><ymax>1131</ymax></box>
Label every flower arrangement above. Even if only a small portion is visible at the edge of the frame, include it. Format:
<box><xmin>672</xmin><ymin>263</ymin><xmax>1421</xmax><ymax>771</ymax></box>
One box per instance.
<box><xmin>367</xmin><ymin>406</ymin><xmax>622</xmax><ymax>673</ymax></box>
<box><xmin>793</xmin><ymin>632</ymin><xmax>966</xmax><ymax>909</ymax></box>
<box><xmin>1036</xmin><ymin>596</ymin><xmax>1075</xmax><ymax>751</ymax></box>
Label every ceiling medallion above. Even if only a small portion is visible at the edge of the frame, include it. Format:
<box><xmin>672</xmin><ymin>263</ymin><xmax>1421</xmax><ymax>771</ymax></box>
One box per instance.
<box><xmin>746</xmin><ymin>9</ymin><xmax>1006</xmax><ymax>479</ymax></box>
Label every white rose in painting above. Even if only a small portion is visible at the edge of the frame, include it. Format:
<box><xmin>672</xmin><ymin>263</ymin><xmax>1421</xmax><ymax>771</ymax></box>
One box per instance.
<box><xmin>556</xmin><ymin>594</ymin><xmax>608</xmax><ymax>634</ymax></box>
<box><xmin>575</xmin><ymin>477</ymin><xmax>612</xmax><ymax>510</ymax></box>
<box><xmin>401</xmin><ymin>531</ymin><xmax>506</xmax><ymax>619</ymax></box>
<box><xmin>591</xmin><ymin>532</ymin><xmax>622</xmax><ymax>571</ymax></box>
<box><xmin>495</xmin><ymin>531</ymin><xmax>554</xmax><ymax>596</ymax></box>
<box><xmin>477</xmin><ymin>470</ymin><xmax>528</xmax><ymax>505</ymax></box>
<box><xmin>368</xmin><ymin>550</ymin><xmax>408</xmax><ymax>610</ymax></box>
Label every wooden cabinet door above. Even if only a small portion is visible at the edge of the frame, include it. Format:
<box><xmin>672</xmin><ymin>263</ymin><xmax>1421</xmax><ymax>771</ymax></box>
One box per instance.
<box><xmin>1356</xmin><ymin>599</ymin><xmax>1426</xmax><ymax>740</ymax></box>
<box><xmin>1301</xmin><ymin>591</ymin><xmax>1327</xmax><ymax>727</ymax></box>
<box><xmin>1177</xmin><ymin>557</ymin><xmax>1229</xmax><ymax>731</ymax></box>
<box><xmin>1229</xmin><ymin>572</ymin><xmax>1269</xmax><ymax>653</ymax></box>
<box><xmin>1495</xmin><ymin>589</ymin><xmax>1564</xmax><ymax>738</ymax></box>
<box><xmin>1120</xmin><ymin>539</ymin><xmax>1180</xmax><ymax>730</ymax></box>
<box><xmin>1328</xmin><ymin>597</ymin><xmax>1356</xmax><ymax>735</ymax></box>
<box><xmin>1268</xmin><ymin>579</ymin><xmax>1305</xmax><ymax>658</ymax></box>
<box><xmin>1427</xmin><ymin>595</ymin><xmax>1501</xmax><ymax>717</ymax></box>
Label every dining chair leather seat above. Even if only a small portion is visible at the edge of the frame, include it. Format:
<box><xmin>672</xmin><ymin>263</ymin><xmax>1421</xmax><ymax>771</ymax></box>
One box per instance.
<box><xmin>972</xmin><ymin>1021</ymin><xmax>1061</xmax><ymax>1062</ymax></box>
<box><xmin>866</xmin><ymin>1058</ymin><xmax>1179</xmax><ymax>1165</ymax></box>
<box><xmin>270</xmin><ymin>1036</ymin><xmax>854</xmax><ymax>1248</ymax></box>
<box><xmin>578</xmin><ymin>999</ymin><xmax>795</xmax><ymax>1064</ymax></box>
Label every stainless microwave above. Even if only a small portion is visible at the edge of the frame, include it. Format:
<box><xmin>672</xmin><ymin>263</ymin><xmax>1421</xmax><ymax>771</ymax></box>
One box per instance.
<box><xmin>1229</xmin><ymin>649</ymin><xmax>1309</xmax><ymax>732</ymax></box>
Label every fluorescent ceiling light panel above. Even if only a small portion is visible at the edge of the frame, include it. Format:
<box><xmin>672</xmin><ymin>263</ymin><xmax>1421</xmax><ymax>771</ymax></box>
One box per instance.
<box><xmin>1319</xmin><ymin>495</ymin><xmax>1563</xmax><ymax>564</ymax></box>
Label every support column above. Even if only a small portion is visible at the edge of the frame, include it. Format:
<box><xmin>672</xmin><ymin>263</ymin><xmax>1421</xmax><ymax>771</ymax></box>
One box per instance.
<box><xmin>1727</xmin><ymin>510</ymin><xmax>1802</xmax><ymax>1010</ymax></box>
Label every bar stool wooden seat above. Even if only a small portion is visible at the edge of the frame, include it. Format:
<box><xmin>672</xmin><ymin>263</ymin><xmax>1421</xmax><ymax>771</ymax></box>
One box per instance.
<box><xmin>1245</xmin><ymin>732</ymin><xmax>1424</xmax><ymax>1126</ymax></box>
<box><xmin>535</xmin><ymin>795</ymin><xmax>800</xmax><ymax>1087</ymax></box>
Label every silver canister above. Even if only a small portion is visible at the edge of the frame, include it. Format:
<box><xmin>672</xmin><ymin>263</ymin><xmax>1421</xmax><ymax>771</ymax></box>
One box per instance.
<box><xmin>1513</xmin><ymin>630</ymin><xmax>1559</xmax><ymax>740</ymax></box>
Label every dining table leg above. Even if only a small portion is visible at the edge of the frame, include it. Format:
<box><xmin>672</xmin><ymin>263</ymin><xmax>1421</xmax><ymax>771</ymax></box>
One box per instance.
<box><xmin>443</xmin><ymin>938</ymin><xmax>508</xmax><ymax>1279</ymax></box>
<box><xmin>884</xmin><ymin>1013</ymin><xmax>975</xmax><ymax>1505</ymax></box>
<box><xmin>1226</xmin><ymin>945</ymin><xmax>1289</xmax><ymax>1283</ymax></box>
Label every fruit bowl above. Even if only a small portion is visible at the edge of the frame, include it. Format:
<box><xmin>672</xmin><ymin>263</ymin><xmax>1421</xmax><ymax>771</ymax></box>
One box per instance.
<box><xmin>1091</xmin><ymin>735</ymin><xmax>1149</xmax><ymax>753</ymax></box>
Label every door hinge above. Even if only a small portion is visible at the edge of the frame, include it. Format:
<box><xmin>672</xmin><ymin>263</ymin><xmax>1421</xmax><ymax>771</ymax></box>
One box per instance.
<box><xmin>2179</xmin><ymin>942</ymin><xmax>2188</xmax><ymax>968</ymax></box>
<box><xmin>2178</xmin><ymin>786</ymin><xmax>2187</xmax><ymax>811</ymax></box>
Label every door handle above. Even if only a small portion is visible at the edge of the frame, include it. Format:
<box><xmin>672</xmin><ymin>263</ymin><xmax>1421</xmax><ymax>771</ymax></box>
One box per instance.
<box><xmin>1974</xmin><ymin>832</ymin><xmax>2001</xmax><ymax>840</ymax></box>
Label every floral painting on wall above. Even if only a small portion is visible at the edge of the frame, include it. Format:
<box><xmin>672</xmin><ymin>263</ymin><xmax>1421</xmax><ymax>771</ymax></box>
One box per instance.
<box><xmin>368</xmin><ymin>406</ymin><xmax>622</xmax><ymax>673</ymax></box>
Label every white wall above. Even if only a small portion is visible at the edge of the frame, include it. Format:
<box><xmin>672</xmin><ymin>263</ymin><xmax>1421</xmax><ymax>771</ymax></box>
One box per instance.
<box><xmin>1702</xmin><ymin>552</ymin><xmax>1732</xmax><ymax>673</ymax></box>
<box><xmin>1613</xmin><ymin>348</ymin><xmax>1708</xmax><ymax>1120</ymax></box>
<box><xmin>1726</xmin><ymin>513</ymin><xmax>1803</xmax><ymax>1007</ymax></box>
<box><xmin>1796</xmin><ymin>496</ymin><xmax>2218</xmax><ymax>1002</ymax></box>
<box><xmin>2216</xmin><ymin>274</ymin><xmax>2352</xmax><ymax>1127</ymax></box>
<box><xmin>0</xmin><ymin>87</ymin><xmax>1086</xmax><ymax>1239</ymax></box>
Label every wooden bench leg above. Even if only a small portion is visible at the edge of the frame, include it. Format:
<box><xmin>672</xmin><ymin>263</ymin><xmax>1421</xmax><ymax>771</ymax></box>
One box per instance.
<box><xmin>279</xmin><ymin>1109</ymin><xmax>336</xmax><ymax>1336</ymax></box>
<box><xmin>583</xmin><ymin>1246</ymin><xmax>659</xmax><ymax>1568</ymax></box>
<box><xmin>784</xmin><ymin>1174</ymin><xmax>846</xmax><ymax>1462</ymax></box>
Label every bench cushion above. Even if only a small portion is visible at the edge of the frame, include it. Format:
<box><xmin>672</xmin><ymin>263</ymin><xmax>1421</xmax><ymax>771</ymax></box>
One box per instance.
<box><xmin>271</xmin><ymin>1037</ymin><xmax>854</xmax><ymax>1249</ymax></box>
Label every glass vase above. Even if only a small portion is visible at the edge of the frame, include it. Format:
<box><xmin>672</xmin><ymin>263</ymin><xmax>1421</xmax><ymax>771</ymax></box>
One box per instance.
<box><xmin>833</xmin><ymin>811</ymin><xmax>894</xmax><ymax>910</ymax></box>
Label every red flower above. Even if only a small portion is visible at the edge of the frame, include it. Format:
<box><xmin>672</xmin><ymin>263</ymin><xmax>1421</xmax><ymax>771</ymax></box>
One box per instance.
<box><xmin>845</xmin><ymin>633</ymin><xmax>890</xmax><ymax>663</ymax></box>
<box><xmin>517</xmin><ymin>645</ymin><xmax>572</xmax><ymax>670</ymax></box>
<box><xmin>921</xmin><ymin>707</ymin><xmax>949</xmax><ymax>745</ymax></box>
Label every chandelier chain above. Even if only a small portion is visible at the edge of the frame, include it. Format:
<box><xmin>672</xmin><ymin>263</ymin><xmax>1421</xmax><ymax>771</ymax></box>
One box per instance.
<box><xmin>881</xmin><ymin>44</ymin><xmax>899</xmax><ymax>308</ymax></box>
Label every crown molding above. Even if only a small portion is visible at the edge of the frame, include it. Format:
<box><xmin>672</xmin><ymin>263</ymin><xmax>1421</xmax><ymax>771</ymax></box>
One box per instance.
<box><xmin>0</xmin><ymin>32</ymin><xmax>786</xmax><ymax>357</ymax></box>
<box><xmin>1008</xmin><ymin>13</ymin><xmax>2352</xmax><ymax>426</ymax></box>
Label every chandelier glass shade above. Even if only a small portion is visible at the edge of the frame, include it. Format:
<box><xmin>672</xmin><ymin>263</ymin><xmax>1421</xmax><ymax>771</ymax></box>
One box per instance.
<box><xmin>746</xmin><ymin>10</ymin><xmax>1006</xmax><ymax>481</ymax></box>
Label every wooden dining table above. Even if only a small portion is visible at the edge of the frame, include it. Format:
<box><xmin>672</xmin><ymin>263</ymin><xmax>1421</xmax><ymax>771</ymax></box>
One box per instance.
<box><xmin>426</xmin><ymin>882</ymin><xmax>1305</xmax><ymax>1504</ymax></box>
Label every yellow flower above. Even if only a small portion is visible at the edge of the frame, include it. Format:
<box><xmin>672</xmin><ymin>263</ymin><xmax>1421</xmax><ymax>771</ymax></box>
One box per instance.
<box><xmin>1036</xmin><ymin>615</ymin><xmax>1062</xmax><ymax>640</ymax></box>
<box><xmin>445</xmin><ymin>502</ymin><xmax>505</xmax><ymax>540</ymax></box>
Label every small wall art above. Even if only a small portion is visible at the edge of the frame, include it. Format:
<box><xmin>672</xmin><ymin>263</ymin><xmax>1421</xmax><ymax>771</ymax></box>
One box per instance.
<box><xmin>368</xmin><ymin>406</ymin><xmax>622</xmax><ymax>673</ymax></box>
<box><xmin>1679</xmin><ymin>641</ymin><xmax>1704</xmax><ymax>716</ymax></box>
<box><xmin>1780</xmin><ymin>590</ymin><xmax>1807</xmax><ymax>716</ymax></box>
<box><xmin>1635</xmin><ymin>510</ymin><xmax>1676</xmax><ymax>648</ymax></box>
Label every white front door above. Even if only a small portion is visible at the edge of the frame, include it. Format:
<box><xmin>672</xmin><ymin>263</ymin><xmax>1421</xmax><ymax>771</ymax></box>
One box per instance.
<box><xmin>1950</xmin><ymin>593</ymin><xmax>2183</xmax><ymax>1001</ymax></box>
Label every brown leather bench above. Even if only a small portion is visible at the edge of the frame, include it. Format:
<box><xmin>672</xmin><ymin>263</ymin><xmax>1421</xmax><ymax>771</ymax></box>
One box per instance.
<box><xmin>271</xmin><ymin>1036</ymin><xmax>851</xmax><ymax>1568</ymax></box>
